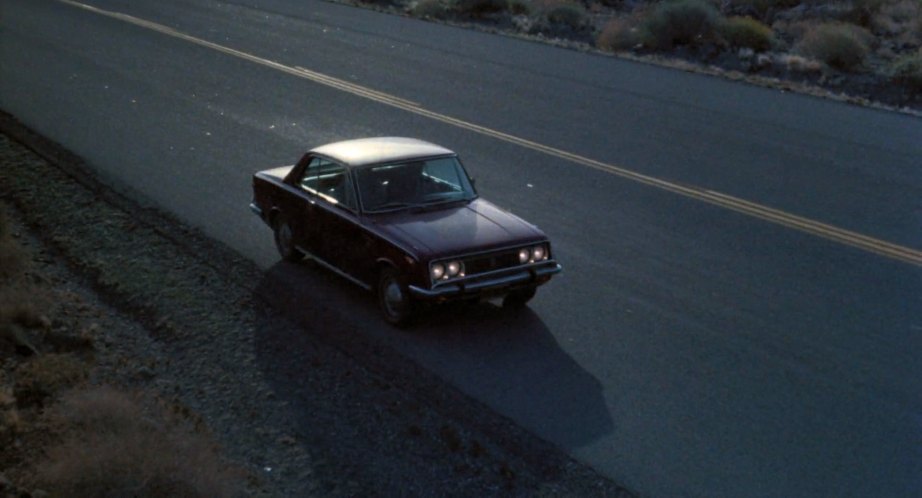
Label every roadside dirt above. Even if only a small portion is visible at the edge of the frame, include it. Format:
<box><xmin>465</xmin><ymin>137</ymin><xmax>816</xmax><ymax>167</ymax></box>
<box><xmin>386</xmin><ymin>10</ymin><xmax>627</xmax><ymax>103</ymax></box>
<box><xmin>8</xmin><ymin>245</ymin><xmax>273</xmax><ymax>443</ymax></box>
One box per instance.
<box><xmin>0</xmin><ymin>112</ymin><xmax>632</xmax><ymax>496</ymax></box>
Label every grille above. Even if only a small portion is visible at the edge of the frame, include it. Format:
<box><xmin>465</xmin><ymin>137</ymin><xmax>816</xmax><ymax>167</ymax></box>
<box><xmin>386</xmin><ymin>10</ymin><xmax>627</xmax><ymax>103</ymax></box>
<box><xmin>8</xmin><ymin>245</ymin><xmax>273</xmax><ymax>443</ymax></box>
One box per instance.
<box><xmin>462</xmin><ymin>249</ymin><xmax>521</xmax><ymax>275</ymax></box>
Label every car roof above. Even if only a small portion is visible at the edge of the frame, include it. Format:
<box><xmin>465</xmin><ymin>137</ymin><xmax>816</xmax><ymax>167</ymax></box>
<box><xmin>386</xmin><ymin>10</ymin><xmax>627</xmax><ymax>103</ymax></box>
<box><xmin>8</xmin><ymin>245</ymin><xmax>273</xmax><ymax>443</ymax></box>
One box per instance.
<box><xmin>309</xmin><ymin>137</ymin><xmax>455</xmax><ymax>168</ymax></box>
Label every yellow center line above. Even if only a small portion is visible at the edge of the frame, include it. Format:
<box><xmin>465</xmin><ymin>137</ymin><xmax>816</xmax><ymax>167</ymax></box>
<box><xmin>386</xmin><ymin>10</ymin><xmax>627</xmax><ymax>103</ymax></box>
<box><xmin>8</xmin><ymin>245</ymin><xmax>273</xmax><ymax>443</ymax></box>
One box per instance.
<box><xmin>58</xmin><ymin>0</ymin><xmax>922</xmax><ymax>267</ymax></box>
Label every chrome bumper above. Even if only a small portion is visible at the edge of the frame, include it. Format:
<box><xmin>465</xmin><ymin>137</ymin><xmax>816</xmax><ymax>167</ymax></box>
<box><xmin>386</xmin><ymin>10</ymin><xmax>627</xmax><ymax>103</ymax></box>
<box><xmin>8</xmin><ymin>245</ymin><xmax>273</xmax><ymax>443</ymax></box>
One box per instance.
<box><xmin>408</xmin><ymin>262</ymin><xmax>561</xmax><ymax>299</ymax></box>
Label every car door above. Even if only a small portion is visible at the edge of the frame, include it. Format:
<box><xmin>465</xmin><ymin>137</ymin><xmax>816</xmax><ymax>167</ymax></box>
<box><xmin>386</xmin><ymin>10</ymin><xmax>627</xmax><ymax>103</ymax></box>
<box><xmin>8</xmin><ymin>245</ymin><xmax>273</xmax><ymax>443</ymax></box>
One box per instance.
<box><xmin>288</xmin><ymin>156</ymin><xmax>334</xmax><ymax>255</ymax></box>
<box><xmin>301</xmin><ymin>160</ymin><xmax>370</xmax><ymax>278</ymax></box>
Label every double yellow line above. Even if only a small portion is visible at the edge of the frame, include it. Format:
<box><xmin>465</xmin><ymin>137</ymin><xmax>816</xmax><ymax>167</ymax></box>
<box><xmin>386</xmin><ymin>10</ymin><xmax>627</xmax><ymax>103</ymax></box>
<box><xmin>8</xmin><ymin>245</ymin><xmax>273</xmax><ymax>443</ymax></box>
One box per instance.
<box><xmin>58</xmin><ymin>0</ymin><xmax>922</xmax><ymax>267</ymax></box>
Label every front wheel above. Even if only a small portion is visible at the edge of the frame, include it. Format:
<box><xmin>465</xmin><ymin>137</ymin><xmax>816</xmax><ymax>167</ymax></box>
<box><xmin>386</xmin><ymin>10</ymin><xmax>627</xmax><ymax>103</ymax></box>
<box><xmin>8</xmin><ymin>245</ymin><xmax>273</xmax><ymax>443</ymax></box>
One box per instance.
<box><xmin>273</xmin><ymin>214</ymin><xmax>304</xmax><ymax>262</ymax></box>
<box><xmin>377</xmin><ymin>267</ymin><xmax>415</xmax><ymax>327</ymax></box>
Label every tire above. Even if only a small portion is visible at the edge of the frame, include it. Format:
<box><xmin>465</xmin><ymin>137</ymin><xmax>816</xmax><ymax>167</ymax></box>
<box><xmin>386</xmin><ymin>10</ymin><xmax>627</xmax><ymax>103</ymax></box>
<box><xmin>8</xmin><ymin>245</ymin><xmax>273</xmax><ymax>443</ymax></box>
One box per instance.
<box><xmin>377</xmin><ymin>267</ymin><xmax>415</xmax><ymax>326</ymax></box>
<box><xmin>273</xmin><ymin>214</ymin><xmax>304</xmax><ymax>262</ymax></box>
<box><xmin>503</xmin><ymin>287</ymin><xmax>536</xmax><ymax>308</ymax></box>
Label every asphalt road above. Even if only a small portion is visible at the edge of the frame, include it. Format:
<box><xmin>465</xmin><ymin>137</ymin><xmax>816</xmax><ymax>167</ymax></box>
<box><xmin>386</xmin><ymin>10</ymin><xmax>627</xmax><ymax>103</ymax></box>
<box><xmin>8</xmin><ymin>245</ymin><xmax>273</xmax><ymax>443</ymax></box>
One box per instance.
<box><xmin>2</xmin><ymin>0</ymin><xmax>921</xmax><ymax>496</ymax></box>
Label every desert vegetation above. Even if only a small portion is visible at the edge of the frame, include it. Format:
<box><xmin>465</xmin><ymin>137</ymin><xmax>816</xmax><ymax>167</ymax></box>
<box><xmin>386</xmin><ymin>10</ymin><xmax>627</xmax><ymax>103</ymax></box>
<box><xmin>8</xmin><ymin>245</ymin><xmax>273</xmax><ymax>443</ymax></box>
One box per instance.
<box><xmin>0</xmin><ymin>205</ymin><xmax>242</xmax><ymax>497</ymax></box>
<box><xmin>372</xmin><ymin>0</ymin><xmax>922</xmax><ymax>106</ymax></box>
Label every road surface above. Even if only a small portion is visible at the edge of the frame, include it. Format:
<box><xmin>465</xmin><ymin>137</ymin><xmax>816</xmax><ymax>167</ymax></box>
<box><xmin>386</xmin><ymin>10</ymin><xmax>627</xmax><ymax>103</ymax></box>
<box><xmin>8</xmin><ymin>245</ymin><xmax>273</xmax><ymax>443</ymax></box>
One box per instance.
<box><xmin>2</xmin><ymin>0</ymin><xmax>920</xmax><ymax>496</ymax></box>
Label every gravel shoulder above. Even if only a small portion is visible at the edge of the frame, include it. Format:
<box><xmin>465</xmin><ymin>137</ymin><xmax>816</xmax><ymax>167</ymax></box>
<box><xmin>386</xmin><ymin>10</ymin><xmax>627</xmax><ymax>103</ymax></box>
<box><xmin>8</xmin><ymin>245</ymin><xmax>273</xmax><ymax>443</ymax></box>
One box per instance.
<box><xmin>0</xmin><ymin>111</ymin><xmax>631</xmax><ymax>496</ymax></box>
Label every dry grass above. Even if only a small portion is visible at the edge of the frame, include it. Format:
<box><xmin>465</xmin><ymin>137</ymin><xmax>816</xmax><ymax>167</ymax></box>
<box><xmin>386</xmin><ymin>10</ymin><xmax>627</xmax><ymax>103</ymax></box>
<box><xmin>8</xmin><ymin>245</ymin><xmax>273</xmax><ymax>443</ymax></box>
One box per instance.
<box><xmin>890</xmin><ymin>50</ymin><xmax>922</xmax><ymax>91</ymax></box>
<box><xmin>414</xmin><ymin>0</ymin><xmax>449</xmax><ymax>18</ymax></box>
<box><xmin>14</xmin><ymin>353</ymin><xmax>90</xmax><ymax>407</ymax></box>
<box><xmin>0</xmin><ymin>385</ymin><xmax>21</xmax><ymax>436</ymax></box>
<box><xmin>720</xmin><ymin>16</ymin><xmax>776</xmax><ymax>51</ymax></box>
<box><xmin>453</xmin><ymin>0</ymin><xmax>508</xmax><ymax>17</ymax></box>
<box><xmin>0</xmin><ymin>206</ymin><xmax>51</xmax><ymax>334</ymax></box>
<box><xmin>544</xmin><ymin>2</ymin><xmax>588</xmax><ymax>30</ymax></box>
<box><xmin>0</xmin><ymin>283</ymin><xmax>50</xmax><ymax>332</ymax></box>
<box><xmin>797</xmin><ymin>22</ymin><xmax>872</xmax><ymax>70</ymax></box>
<box><xmin>0</xmin><ymin>207</ymin><xmax>27</xmax><ymax>280</ymax></box>
<box><xmin>0</xmin><ymin>204</ymin><xmax>241</xmax><ymax>497</ymax></box>
<box><xmin>597</xmin><ymin>18</ymin><xmax>645</xmax><ymax>51</ymax></box>
<box><xmin>872</xmin><ymin>0</ymin><xmax>922</xmax><ymax>44</ymax></box>
<box><xmin>33</xmin><ymin>386</ymin><xmax>243</xmax><ymax>497</ymax></box>
<box><xmin>642</xmin><ymin>0</ymin><xmax>721</xmax><ymax>49</ymax></box>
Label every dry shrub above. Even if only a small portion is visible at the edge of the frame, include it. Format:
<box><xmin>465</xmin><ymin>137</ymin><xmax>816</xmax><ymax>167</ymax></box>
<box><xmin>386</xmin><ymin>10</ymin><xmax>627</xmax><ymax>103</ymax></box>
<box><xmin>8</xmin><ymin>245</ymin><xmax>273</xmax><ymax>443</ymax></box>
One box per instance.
<box><xmin>872</xmin><ymin>0</ymin><xmax>922</xmax><ymax>43</ymax></box>
<box><xmin>0</xmin><ymin>208</ymin><xmax>27</xmax><ymax>280</ymax></box>
<box><xmin>508</xmin><ymin>0</ymin><xmax>531</xmax><ymax>15</ymax></box>
<box><xmin>545</xmin><ymin>2</ymin><xmax>588</xmax><ymax>30</ymax></box>
<box><xmin>35</xmin><ymin>387</ymin><xmax>242</xmax><ymax>497</ymax></box>
<box><xmin>844</xmin><ymin>0</ymin><xmax>890</xmax><ymax>27</ymax></box>
<box><xmin>720</xmin><ymin>16</ymin><xmax>776</xmax><ymax>51</ymax></box>
<box><xmin>413</xmin><ymin>0</ymin><xmax>449</xmax><ymax>18</ymax></box>
<box><xmin>0</xmin><ymin>386</ymin><xmax>20</xmax><ymax>435</ymax></box>
<box><xmin>775</xmin><ymin>19</ymin><xmax>815</xmax><ymax>41</ymax></box>
<box><xmin>728</xmin><ymin>0</ymin><xmax>801</xmax><ymax>21</ymax></box>
<box><xmin>453</xmin><ymin>0</ymin><xmax>508</xmax><ymax>17</ymax></box>
<box><xmin>597</xmin><ymin>18</ymin><xmax>645</xmax><ymax>50</ymax></box>
<box><xmin>797</xmin><ymin>23</ymin><xmax>871</xmax><ymax>70</ymax></box>
<box><xmin>14</xmin><ymin>353</ymin><xmax>89</xmax><ymax>407</ymax></box>
<box><xmin>642</xmin><ymin>0</ymin><xmax>722</xmax><ymax>49</ymax></box>
<box><xmin>890</xmin><ymin>51</ymin><xmax>922</xmax><ymax>92</ymax></box>
<box><xmin>0</xmin><ymin>282</ymin><xmax>51</xmax><ymax>332</ymax></box>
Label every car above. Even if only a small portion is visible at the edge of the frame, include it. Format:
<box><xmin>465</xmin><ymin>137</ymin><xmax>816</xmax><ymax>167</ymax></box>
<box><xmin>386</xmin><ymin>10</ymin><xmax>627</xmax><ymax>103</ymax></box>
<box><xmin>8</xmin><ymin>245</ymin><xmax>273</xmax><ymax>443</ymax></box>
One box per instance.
<box><xmin>250</xmin><ymin>137</ymin><xmax>561</xmax><ymax>325</ymax></box>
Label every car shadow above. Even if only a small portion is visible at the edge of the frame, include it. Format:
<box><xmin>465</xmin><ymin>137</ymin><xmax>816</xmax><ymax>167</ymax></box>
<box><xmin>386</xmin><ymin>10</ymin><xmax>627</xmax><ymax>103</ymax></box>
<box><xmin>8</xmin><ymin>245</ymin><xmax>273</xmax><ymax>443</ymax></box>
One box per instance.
<box><xmin>253</xmin><ymin>259</ymin><xmax>613</xmax><ymax>449</ymax></box>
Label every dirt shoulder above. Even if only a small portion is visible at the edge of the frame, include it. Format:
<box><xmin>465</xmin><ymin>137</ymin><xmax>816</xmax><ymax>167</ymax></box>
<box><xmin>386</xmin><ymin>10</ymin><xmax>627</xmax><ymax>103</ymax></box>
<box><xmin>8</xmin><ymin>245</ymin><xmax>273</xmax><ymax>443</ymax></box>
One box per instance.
<box><xmin>0</xmin><ymin>112</ymin><xmax>630</xmax><ymax>496</ymax></box>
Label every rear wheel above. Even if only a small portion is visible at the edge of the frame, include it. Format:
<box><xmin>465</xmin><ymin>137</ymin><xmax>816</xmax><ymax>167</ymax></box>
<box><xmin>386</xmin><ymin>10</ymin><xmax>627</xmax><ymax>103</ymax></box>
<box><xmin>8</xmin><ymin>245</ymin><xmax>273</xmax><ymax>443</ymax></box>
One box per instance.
<box><xmin>378</xmin><ymin>267</ymin><xmax>415</xmax><ymax>326</ymax></box>
<box><xmin>503</xmin><ymin>287</ymin><xmax>536</xmax><ymax>308</ymax></box>
<box><xmin>273</xmin><ymin>214</ymin><xmax>304</xmax><ymax>262</ymax></box>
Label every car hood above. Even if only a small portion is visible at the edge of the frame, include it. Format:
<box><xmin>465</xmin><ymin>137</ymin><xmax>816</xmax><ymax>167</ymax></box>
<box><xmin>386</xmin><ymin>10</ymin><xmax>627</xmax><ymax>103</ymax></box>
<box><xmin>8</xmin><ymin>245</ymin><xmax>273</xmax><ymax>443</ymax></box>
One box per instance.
<box><xmin>372</xmin><ymin>199</ymin><xmax>546</xmax><ymax>258</ymax></box>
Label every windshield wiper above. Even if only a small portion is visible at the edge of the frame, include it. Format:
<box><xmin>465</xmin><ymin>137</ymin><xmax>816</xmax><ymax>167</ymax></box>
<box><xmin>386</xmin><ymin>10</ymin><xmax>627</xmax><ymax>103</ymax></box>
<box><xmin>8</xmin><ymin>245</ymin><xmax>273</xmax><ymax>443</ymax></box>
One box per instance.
<box><xmin>367</xmin><ymin>201</ymin><xmax>420</xmax><ymax>213</ymax></box>
<box><xmin>424</xmin><ymin>197</ymin><xmax>473</xmax><ymax>208</ymax></box>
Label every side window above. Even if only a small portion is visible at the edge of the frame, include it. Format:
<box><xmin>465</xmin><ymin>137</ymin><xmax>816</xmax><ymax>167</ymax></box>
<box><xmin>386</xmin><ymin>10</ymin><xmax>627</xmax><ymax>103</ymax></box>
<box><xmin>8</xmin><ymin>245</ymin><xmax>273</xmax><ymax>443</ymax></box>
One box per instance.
<box><xmin>299</xmin><ymin>158</ymin><xmax>357</xmax><ymax>211</ymax></box>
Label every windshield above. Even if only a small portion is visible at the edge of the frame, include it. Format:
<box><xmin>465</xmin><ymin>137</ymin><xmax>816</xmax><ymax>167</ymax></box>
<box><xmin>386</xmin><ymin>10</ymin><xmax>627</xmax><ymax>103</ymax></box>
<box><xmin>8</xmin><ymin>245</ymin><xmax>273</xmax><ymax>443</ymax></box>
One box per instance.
<box><xmin>356</xmin><ymin>156</ymin><xmax>477</xmax><ymax>213</ymax></box>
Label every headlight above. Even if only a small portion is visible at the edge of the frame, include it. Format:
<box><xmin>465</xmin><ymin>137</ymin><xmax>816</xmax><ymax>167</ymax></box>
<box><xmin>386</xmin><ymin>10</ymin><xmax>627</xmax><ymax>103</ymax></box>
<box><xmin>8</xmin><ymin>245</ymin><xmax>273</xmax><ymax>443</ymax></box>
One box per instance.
<box><xmin>532</xmin><ymin>245</ymin><xmax>547</xmax><ymax>261</ymax></box>
<box><xmin>519</xmin><ymin>244</ymin><xmax>549</xmax><ymax>264</ymax></box>
<box><xmin>431</xmin><ymin>260</ymin><xmax>464</xmax><ymax>282</ymax></box>
<box><xmin>518</xmin><ymin>248</ymin><xmax>530</xmax><ymax>264</ymax></box>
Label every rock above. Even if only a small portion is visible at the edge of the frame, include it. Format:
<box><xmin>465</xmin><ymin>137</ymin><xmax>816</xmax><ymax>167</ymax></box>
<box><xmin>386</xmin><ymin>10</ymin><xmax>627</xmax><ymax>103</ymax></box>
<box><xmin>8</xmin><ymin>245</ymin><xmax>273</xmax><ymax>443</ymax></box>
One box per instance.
<box><xmin>755</xmin><ymin>53</ymin><xmax>773</xmax><ymax>70</ymax></box>
<box><xmin>738</xmin><ymin>48</ymin><xmax>755</xmax><ymax>61</ymax></box>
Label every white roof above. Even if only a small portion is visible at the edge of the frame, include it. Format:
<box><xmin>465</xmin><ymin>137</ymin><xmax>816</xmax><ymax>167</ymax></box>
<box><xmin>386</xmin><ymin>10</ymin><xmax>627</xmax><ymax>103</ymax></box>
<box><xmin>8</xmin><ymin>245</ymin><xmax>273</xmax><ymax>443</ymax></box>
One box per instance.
<box><xmin>310</xmin><ymin>137</ymin><xmax>455</xmax><ymax>167</ymax></box>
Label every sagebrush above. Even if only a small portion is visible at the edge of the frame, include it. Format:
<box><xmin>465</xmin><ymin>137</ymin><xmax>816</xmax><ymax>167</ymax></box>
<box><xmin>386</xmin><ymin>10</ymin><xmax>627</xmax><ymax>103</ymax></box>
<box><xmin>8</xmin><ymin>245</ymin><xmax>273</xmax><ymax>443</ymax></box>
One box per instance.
<box><xmin>643</xmin><ymin>0</ymin><xmax>721</xmax><ymax>49</ymax></box>
<box><xmin>720</xmin><ymin>16</ymin><xmax>776</xmax><ymax>51</ymax></box>
<box><xmin>797</xmin><ymin>23</ymin><xmax>871</xmax><ymax>70</ymax></box>
<box><xmin>598</xmin><ymin>18</ymin><xmax>645</xmax><ymax>51</ymax></box>
<box><xmin>34</xmin><ymin>387</ymin><xmax>243</xmax><ymax>497</ymax></box>
<box><xmin>890</xmin><ymin>51</ymin><xmax>922</xmax><ymax>92</ymax></box>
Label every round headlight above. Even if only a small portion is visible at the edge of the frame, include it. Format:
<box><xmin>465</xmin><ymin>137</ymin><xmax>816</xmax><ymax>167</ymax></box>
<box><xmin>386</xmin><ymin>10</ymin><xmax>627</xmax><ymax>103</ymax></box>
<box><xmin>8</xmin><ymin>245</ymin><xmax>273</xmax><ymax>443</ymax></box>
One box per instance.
<box><xmin>518</xmin><ymin>248</ymin><xmax>530</xmax><ymax>264</ymax></box>
<box><xmin>532</xmin><ymin>245</ymin><xmax>546</xmax><ymax>261</ymax></box>
<box><xmin>431</xmin><ymin>263</ymin><xmax>445</xmax><ymax>280</ymax></box>
<box><xmin>447</xmin><ymin>261</ymin><xmax>462</xmax><ymax>277</ymax></box>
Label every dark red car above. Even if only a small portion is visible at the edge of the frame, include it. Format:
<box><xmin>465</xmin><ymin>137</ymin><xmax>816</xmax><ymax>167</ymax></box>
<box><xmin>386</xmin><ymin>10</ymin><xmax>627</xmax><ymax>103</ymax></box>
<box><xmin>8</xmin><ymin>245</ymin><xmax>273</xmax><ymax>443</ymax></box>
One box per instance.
<box><xmin>250</xmin><ymin>137</ymin><xmax>561</xmax><ymax>325</ymax></box>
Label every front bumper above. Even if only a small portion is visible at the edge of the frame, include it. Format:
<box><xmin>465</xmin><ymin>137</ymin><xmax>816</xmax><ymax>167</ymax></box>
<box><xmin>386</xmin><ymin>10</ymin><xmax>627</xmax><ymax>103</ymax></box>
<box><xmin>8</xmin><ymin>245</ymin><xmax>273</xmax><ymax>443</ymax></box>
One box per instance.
<box><xmin>408</xmin><ymin>261</ymin><xmax>561</xmax><ymax>300</ymax></box>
